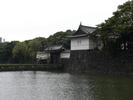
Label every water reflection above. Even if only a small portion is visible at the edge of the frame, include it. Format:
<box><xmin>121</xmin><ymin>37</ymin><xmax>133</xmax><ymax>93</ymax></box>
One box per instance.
<box><xmin>92</xmin><ymin>76</ymin><xmax>133</xmax><ymax>100</ymax></box>
<box><xmin>0</xmin><ymin>71</ymin><xmax>133</xmax><ymax>100</ymax></box>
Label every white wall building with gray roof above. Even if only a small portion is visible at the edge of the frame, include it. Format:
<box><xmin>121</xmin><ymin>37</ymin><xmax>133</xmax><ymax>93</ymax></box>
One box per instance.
<box><xmin>69</xmin><ymin>24</ymin><xmax>100</xmax><ymax>51</ymax></box>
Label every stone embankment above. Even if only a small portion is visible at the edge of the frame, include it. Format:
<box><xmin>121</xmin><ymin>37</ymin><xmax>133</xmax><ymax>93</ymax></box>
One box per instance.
<box><xmin>0</xmin><ymin>64</ymin><xmax>63</xmax><ymax>71</ymax></box>
<box><xmin>67</xmin><ymin>50</ymin><xmax>133</xmax><ymax>75</ymax></box>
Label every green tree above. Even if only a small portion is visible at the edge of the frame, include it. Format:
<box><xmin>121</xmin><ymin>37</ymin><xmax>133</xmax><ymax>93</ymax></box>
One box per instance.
<box><xmin>12</xmin><ymin>37</ymin><xmax>47</xmax><ymax>63</ymax></box>
<box><xmin>27</xmin><ymin>37</ymin><xmax>47</xmax><ymax>62</ymax></box>
<box><xmin>47</xmin><ymin>30</ymin><xmax>75</xmax><ymax>49</ymax></box>
<box><xmin>0</xmin><ymin>41</ymin><xmax>18</xmax><ymax>63</ymax></box>
<box><xmin>12</xmin><ymin>42</ymin><xmax>29</xmax><ymax>63</ymax></box>
<box><xmin>98</xmin><ymin>0</ymin><xmax>133</xmax><ymax>52</ymax></box>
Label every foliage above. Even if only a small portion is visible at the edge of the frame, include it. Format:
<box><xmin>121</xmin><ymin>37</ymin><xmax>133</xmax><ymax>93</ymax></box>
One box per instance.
<box><xmin>0</xmin><ymin>41</ymin><xmax>18</xmax><ymax>63</ymax></box>
<box><xmin>0</xmin><ymin>30</ymin><xmax>74</xmax><ymax>63</ymax></box>
<box><xmin>12</xmin><ymin>37</ymin><xmax>47</xmax><ymax>63</ymax></box>
<box><xmin>47</xmin><ymin>30</ymin><xmax>74</xmax><ymax>49</ymax></box>
<box><xmin>97</xmin><ymin>0</ymin><xmax>133</xmax><ymax>53</ymax></box>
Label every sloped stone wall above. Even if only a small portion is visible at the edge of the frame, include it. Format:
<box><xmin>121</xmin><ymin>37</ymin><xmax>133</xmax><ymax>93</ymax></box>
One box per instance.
<box><xmin>67</xmin><ymin>50</ymin><xmax>133</xmax><ymax>75</ymax></box>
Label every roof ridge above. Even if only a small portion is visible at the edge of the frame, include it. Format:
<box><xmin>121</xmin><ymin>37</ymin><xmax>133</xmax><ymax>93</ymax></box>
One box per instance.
<box><xmin>80</xmin><ymin>24</ymin><xmax>96</xmax><ymax>29</ymax></box>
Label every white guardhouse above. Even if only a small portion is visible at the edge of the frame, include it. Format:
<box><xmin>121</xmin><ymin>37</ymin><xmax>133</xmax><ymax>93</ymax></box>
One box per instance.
<box><xmin>70</xmin><ymin>24</ymin><xmax>98</xmax><ymax>51</ymax></box>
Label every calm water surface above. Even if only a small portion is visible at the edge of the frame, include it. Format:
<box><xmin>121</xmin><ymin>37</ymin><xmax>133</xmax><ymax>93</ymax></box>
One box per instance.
<box><xmin>0</xmin><ymin>71</ymin><xmax>133</xmax><ymax>100</ymax></box>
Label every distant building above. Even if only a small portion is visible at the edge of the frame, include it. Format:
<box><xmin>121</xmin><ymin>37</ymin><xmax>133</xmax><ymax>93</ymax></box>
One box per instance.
<box><xmin>0</xmin><ymin>37</ymin><xmax>2</xmax><ymax>43</ymax></box>
<box><xmin>0</xmin><ymin>37</ymin><xmax>6</xmax><ymax>43</ymax></box>
<box><xmin>3</xmin><ymin>38</ymin><xmax>5</xmax><ymax>43</ymax></box>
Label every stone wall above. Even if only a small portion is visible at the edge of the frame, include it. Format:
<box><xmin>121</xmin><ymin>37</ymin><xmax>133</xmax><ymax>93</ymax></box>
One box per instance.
<box><xmin>67</xmin><ymin>50</ymin><xmax>133</xmax><ymax>75</ymax></box>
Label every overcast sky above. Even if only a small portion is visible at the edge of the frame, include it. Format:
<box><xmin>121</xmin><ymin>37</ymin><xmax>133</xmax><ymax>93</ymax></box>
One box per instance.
<box><xmin>0</xmin><ymin>0</ymin><xmax>129</xmax><ymax>42</ymax></box>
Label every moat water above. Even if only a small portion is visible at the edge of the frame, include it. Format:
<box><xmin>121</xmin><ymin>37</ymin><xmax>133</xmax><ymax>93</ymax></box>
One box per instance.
<box><xmin>0</xmin><ymin>71</ymin><xmax>133</xmax><ymax>100</ymax></box>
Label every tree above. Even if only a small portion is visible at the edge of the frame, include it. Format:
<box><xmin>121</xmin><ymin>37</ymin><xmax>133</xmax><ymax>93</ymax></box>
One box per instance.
<box><xmin>98</xmin><ymin>0</ymin><xmax>133</xmax><ymax>52</ymax></box>
<box><xmin>12</xmin><ymin>37</ymin><xmax>47</xmax><ymax>63</ymax></box>
<box><xmin>0</xmin><ymin>41</ymin><xmax>18</xmax><ymax>63</ymax></box>
<box><xmin>47</xmin><ymin>30</ymin><xmax>75</xmax><ymax>49</ymax></box>
<box><xmin>27</xmin><ymin>37</ymin><xmax>47</xmax><ymax>62</ymax></box>
<box><xmin>12</xmin><ymin>42</ymin><xmax>28</xmax><ymax>63</ymax></box>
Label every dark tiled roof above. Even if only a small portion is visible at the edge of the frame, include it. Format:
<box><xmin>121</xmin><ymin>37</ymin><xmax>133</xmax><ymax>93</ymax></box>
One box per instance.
<box><xmin>45</xmin><ymin>45</ymin><xmax>63</xmax><ymax>51</ymax></box>
<box><xmin>72</xmin><ymin>24</ymin><xmax>96</xmax><ymax>36</ymax></box>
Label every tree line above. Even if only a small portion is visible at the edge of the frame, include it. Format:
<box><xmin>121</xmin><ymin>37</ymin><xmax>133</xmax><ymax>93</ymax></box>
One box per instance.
<box><xmin>0</xmin><ymin>30</ymin><xmax>74</xmax><ymax>64</ymax></box>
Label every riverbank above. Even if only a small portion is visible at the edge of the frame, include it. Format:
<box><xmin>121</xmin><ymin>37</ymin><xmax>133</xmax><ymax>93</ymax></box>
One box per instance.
<box><xmin>0</xmin><ymin>64</ymin><xmax>63</xmax><ymax>71</ymax></box>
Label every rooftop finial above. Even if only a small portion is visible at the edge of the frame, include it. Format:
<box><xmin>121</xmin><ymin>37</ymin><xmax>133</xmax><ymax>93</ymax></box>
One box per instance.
<box><xmin>80</xmin><ymin>22</ymin><xmax>82</xmax><ymax>25</ymax></box>
<box><xmin>78</xmin><ymin>22</ymin><xmax>82</xmax><ymax>29</ymax></box>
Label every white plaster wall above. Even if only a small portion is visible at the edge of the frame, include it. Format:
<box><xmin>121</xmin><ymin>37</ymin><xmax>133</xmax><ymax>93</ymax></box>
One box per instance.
<box><xmin>71</xmin><ymin>37</ymin><xmax>89</xmax><ymax>50</ymax></box>
<box><xmin>60</xmin><ymin>52</ymin><xmax>70</xmax><ymax>59</ymax></box>
<box><xmin>36</xmin><ymin>52</ymin><xmax>50</xmax><ymax>59</ymax></box>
